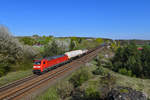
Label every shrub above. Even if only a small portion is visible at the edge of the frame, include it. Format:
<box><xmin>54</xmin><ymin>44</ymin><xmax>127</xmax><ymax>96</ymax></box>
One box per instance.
<box><xmin>84</xmin><ymin>86</ymin><xmax>101</xmax><ymax>100</ymax></box>
<box><xmin>100</xmin><ymin>73</ymin><xmax>116</xmax><ymax>91</ymax></box>
<box><xmin>71</xmin><ymin>88</ymin><xmax>85</xmax><ymax>100</ymax></box>
<box><xmin>92</xmin><ymin>67</ymin><xmax>106</xmax><ymax>76</ymax></box>
<box><xmin>56</xmin><ymin>81</ymin><xmax>73</xmax><ymax>99</ymax></box>
<box><xmin>94</xmin><ymin>55</ymin><xmax>103</xmax><ymax>67</ymax></box>
<box><xmin>119</xmin><ymin>88</ymin><xmax>129</xmax><ymax>93</ymax></box>
<box><xmin>69</xmin><ymin>68</ymin><xmax>91</xmax><ymax>87</ymax></box>
<box><xmin>118</xmin><ymin>68</ymin><xmax>132</xmax><ymax>76</ymax></box>
<box><xmin>99</xmin><ymin>73</ymin><xmax>116</xmax><ymax>99</ymax></box>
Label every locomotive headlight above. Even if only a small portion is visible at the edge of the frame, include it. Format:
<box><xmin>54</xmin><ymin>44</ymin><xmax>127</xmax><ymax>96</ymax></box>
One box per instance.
<box><xmin>33</xmin><ymin>66</ymin><xmax>41</xmax><ymax>68</ymax></box>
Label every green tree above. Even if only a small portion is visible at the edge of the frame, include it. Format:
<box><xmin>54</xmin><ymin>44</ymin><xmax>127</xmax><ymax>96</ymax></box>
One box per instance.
<box><xmin>141</xmin><ymin>45</ymin><xmax>150</xmax><ymax>78</ymax></box>
<box><xmin>118</xmin><ymin>68</ymin><xmax>132</xmax><ymax>76</ymax></box>
<box><xmin>19</xmin><ymin>37</ymin><xmax>36</xmax><ymax>45</ymax></box>
<box><xmin>43</xmin><ymin>40</ymin><xmax>64</xmax><ymax>57</ymax></box>
<box><xmin>69</xmin><ymin>68</ymin><xmax>91</xmax><ymax>87</ymax></box>
<box><xmin>111</xmin><ymin>42</ymin><xmax>143</xmax><ymax>77</ymax></box>
<box><xmin>95</xmin><ymin>38</ymin><xmax>103</xmax><ymax>44</ymax></box>
<box><xmin>70</xmin><ymin>40</ymin><xmax>76</xmax><ymax>50</ymax></box>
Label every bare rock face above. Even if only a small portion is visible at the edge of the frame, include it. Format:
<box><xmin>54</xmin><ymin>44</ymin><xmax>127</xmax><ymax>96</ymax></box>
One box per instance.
<box><xmin>106</xmin><ymin>86</ymin><xmax>147</xmax><ymax>100</ymax></box>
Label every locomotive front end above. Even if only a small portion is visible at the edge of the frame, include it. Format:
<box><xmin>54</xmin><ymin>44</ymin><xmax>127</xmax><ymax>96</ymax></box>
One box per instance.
<box><xmin>33</xmin><ymin>60</ymin><xmax>42</xmax><ymax>74</ymax></box>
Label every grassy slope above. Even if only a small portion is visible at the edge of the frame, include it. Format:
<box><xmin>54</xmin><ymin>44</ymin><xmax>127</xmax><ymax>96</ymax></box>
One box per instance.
<box><xmin>108</xmin><ymin>68</ymin><xmax>150</xmax><ymax>97</ymax></box>
<box><xmin>0</xmin><ymin>69</ymin><xmax>32</xmax><ymax>86</ymax></box>
<box><xmin>82</xmin><ymin>62</ymin><xmax>150</xmax><ymax>98</ymax></box>
<box><xmin>36</xmin><ymin>60</ymin><xmax>150</xmax><ymax>100</ymax></box>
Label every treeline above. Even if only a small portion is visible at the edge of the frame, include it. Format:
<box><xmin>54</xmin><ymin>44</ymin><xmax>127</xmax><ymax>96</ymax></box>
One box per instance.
<box><xmin>41</xmin><ymin>37</ymin><xmax>104</xmax><ymax>58</ymax></box>
<box><xmin>19</xmin><ymin>35</ymin><xmax>104</xmax><ymax>48</ymax></box>
<box><xmin>19</xmin><ymin>35</ymin><xmax>53</xmax><ymax>46</ymax></box>
<box><xmin>106</xmin><ymin>42</ymin><xmax>150</xmax><ymax>78</ymax></box>
<box><xmin>19</xmin><ymin>35</ymin><xmax>105</xmax><ymax>57</ymax></box>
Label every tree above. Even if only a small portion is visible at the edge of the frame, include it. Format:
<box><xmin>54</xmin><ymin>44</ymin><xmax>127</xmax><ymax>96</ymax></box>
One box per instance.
<box><xmin>110</xmin><ymin>42</ymin><xmax>143</xmax><ymax>77</ymax></box>
<box><xmin>32</xmin><ymin>34</ymin><xmax>39</xmax><ymax>38</ymax></box>
<box><xmin>118</xmin><ymin>68</ymin><xmax>132</xmax><ymax>76</ymax></box>
<box><xmin>70</xmin><ymin>40</ymin><xmax>76</xmax><ymax>50</ymax></box>
<box><xmin>19</xmin><ymin>37</ymin><xmax>36</xmax><ymax>45</ymax></box>
<box><xmin>141</xmin><ymin>45</ymin><xmax>150</xmax><ymax>78</ymax></box>
<box><xmin>43</xmin><ymin>40</ymin><xmax>64</xmax><ymax>57</ymax></box>
<box><xmin>95</xmin><ymin>38</ymin><xmax>103</xmax><ymax>44</ymax></box>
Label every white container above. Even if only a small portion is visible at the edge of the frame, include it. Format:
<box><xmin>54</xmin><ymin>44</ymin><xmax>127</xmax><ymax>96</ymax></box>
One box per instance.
<box><xmin>65</xmin><ymin>50</ymin><xmax>83</xmax><ymax>59</ymax></box>
<box><xmin>82</xmin><ymin>50</ymin><xmax>88</xmax><ymax>54</ymax></box>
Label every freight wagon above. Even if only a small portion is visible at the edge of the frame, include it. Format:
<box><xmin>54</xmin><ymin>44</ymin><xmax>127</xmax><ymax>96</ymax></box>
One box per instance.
<box><xmin>33</xmin><ymin>50</ymin><xmax>88</xmax><ymax>75</ymax></box>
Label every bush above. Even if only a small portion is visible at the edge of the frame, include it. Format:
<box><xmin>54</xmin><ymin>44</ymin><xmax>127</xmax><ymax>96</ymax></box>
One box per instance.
<box><xmin>92</xmin><ymin>67</ymin><xmax>107</xmax><ymax>76</ymax></box>
<box><xmin>56</xmin><ymin>81</ymin><xmax>73</xmax><ymax>99</ymax></box>
<box><xmin>84</xmin><ymin>86</ymin><xmax>101</xmax><ymax>100</ymax></box>
<box><xmin>94</xmin><ymin>55</ymin><xmax>103</xmax><ymax>67</ymax></box>
<box><xmin>118</xmin><ymin>68</ymin><xmax>132</xmax><ymax>76</ymax></box>
<box><xmin>71</xmin><ymin>87</ymin><xmax>101</xmax><ymax>100</ymax></box>
<box><xmin>69</xmin><ymin>68</ymin><xmax>91</xmax><ymax>87</ymax></box>
<box><xmin>100</xmin><ymin>73</ymin><xmax>116</xmax><ymax>91</ymax></box>
<box><xmin>99</xmin><ymin>73</ymin><xmax>116</xmax><ymax>99</ymax></box>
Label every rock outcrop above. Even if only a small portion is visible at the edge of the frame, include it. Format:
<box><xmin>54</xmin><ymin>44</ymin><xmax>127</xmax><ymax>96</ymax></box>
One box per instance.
<box><xmin>106</xmin><ymin>86</ymin><xmax>147</xmax><ymax>100</ymax></box>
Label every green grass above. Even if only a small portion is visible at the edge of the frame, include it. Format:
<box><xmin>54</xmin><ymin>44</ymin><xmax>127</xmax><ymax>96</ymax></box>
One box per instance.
<box><xmin>0</xmin><ymin>69</ymin><xmax>32</xmax><ymax>86</ymax></box>
<box><xmin>36</xmin><ymin>87</ymin><xmax>59</xmax><ymax>100</ymax></box>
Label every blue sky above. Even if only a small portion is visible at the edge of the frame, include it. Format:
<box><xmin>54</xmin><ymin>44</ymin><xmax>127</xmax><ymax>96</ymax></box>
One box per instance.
<box><xmin>0</xmin><ymin>0</ymin><xmax>150</xmax><ymax>39</ymax></box>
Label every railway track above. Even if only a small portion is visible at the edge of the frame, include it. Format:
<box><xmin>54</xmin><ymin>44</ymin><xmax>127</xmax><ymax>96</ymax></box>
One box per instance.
<box><xmin>0</xmin><ymin>75</ymin><xmax>38</xmax><ymax>92</ymax></box>
<box><xmin>0</xmin><ymin>44</ymin><xmax>105</xmax><ymax>100</ymax></box>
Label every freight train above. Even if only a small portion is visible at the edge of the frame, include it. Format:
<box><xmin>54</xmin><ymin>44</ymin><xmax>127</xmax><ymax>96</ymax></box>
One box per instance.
<box><xmin>33</xmin><ymin>50</ymin><xmax>88</xmax><ymax>75</ymax></box>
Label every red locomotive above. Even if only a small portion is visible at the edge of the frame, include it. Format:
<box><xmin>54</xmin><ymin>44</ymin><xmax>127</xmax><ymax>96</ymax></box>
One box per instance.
<box><xmin>33</xmin><ymin>50</ymin><xmax>88</xmax><ymax>74</ymax></box>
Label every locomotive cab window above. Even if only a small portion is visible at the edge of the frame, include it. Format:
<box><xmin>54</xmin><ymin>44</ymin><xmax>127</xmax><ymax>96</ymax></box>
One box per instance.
<box><xmin>34</xmin><ymin>61</ymin><xmax>41</xmax><ymax>65</ymax></box>
<box><xmin>43</xmin><ymin>61</ymin><xmax>45</xmax><ymax>64</ymax></box>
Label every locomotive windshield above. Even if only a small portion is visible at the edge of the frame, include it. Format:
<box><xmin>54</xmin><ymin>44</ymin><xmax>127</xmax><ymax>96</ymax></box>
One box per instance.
<box><xmin>34</xmin><ymin>61</ymin><xmax>41</xmax><ymax>65</ymax></box>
